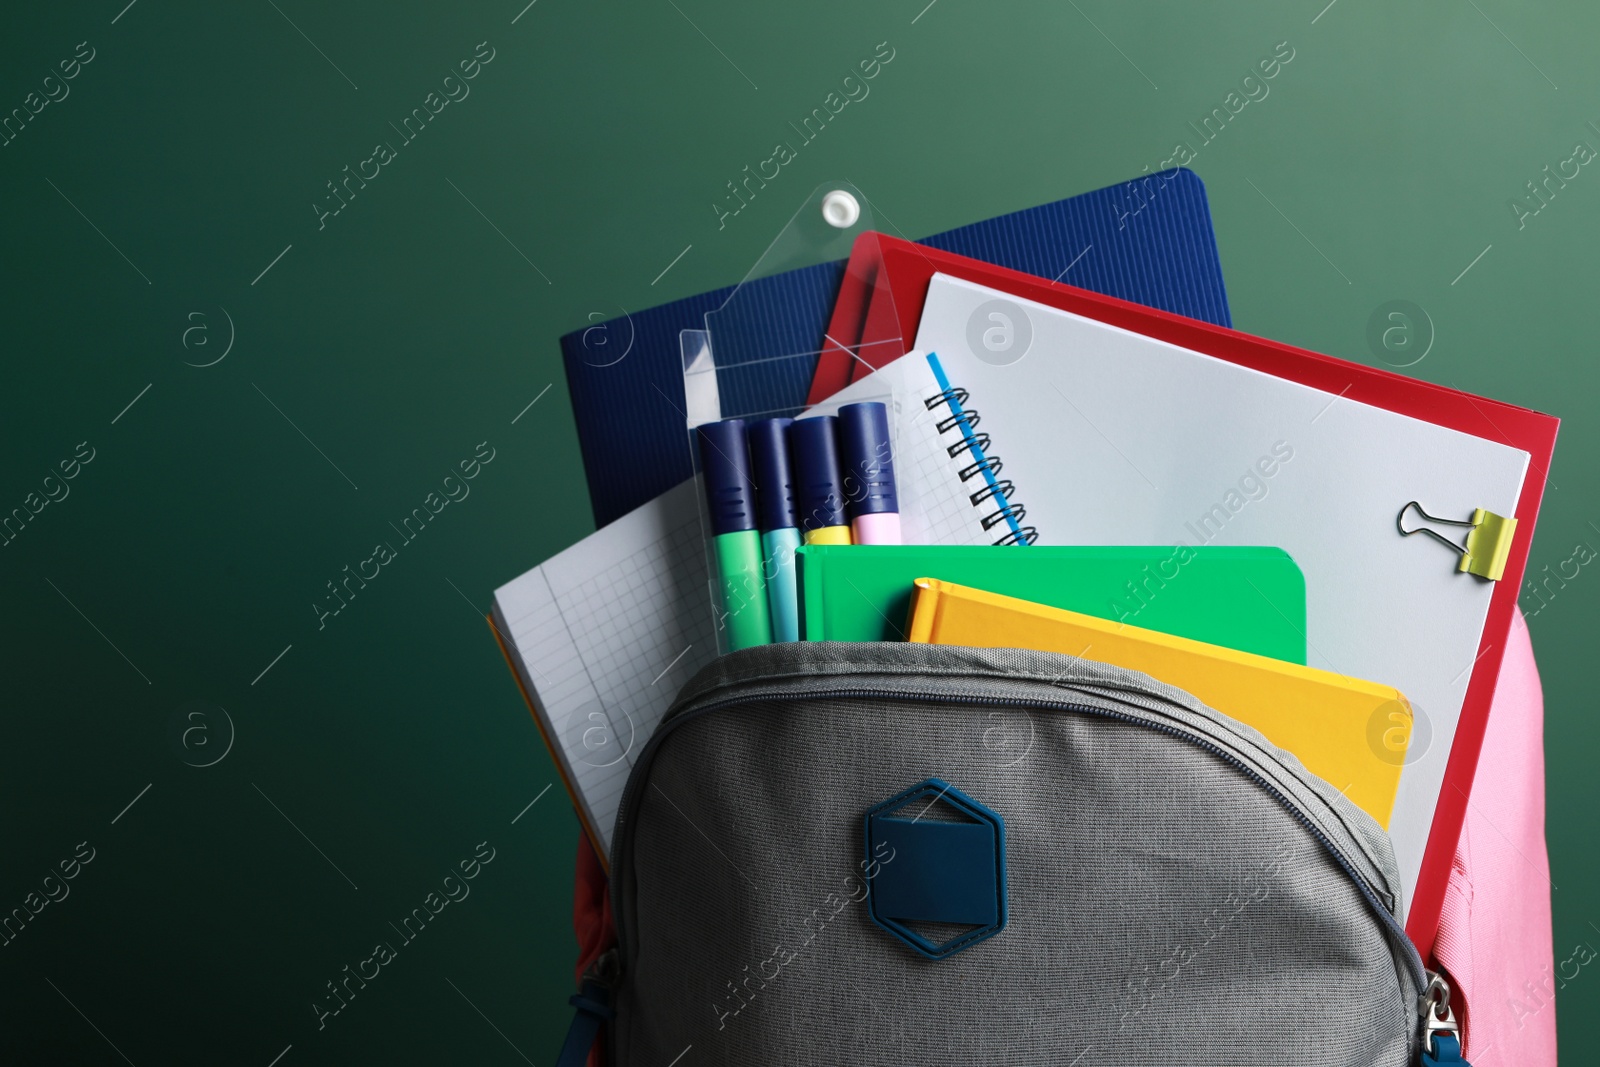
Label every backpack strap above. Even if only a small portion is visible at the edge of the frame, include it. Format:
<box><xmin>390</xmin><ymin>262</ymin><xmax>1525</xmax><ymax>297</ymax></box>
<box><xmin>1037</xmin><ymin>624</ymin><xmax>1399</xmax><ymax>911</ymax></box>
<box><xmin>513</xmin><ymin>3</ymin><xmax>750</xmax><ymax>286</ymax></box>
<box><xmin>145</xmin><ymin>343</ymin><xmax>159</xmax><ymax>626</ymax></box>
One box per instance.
<box><xmin>1422</xmin><ymin>1033</ymin><xmax>1469</xmax><ymax>1066</ymax></box>
<box><xmin>556</xmin><ymin>977</ymin><xmax>614</xmax><ymax>1067</ymax></box>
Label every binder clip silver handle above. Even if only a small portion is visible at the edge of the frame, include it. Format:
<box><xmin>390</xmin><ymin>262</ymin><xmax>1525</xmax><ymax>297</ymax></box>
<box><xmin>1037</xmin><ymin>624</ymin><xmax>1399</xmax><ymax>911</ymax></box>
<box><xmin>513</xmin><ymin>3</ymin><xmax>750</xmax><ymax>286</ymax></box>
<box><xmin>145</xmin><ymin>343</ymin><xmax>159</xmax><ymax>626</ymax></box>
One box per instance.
<box><xmin>1397</xmin><ymin>501</ymin><xmax>1517</xmax><ymax>582</ymax></box>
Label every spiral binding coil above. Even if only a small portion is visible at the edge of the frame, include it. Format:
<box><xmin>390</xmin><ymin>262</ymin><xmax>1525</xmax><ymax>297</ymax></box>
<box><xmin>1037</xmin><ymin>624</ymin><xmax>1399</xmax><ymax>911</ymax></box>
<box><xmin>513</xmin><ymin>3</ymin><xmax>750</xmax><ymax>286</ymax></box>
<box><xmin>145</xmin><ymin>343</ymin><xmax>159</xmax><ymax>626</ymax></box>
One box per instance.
<box><xmin>925</xmin><ymin>387</ymin><xmax>1038</xmax><ymax>546</ymax></box>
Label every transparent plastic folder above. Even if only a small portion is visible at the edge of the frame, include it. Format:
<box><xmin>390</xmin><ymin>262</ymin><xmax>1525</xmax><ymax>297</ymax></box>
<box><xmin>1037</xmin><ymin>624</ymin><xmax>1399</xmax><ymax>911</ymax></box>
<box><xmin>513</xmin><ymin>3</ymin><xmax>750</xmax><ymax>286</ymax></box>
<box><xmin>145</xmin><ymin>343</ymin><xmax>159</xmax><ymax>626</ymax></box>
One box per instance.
<box><xmin>683</xmin><ymin>181</ymin><xmax>907</xmax><ymax>433</ymax></box>
<box><xmin>682</xmin><ymin>182</ymin><xmax>912</xmax><ymax>651</ymax></box>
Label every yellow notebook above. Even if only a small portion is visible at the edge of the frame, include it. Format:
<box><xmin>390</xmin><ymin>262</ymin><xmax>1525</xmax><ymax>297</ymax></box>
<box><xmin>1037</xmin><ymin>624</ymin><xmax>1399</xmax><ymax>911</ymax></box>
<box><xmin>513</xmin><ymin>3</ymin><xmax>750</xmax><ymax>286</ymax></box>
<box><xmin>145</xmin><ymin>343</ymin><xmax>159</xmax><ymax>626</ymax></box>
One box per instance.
<box><xmin>907</xmin><ymin>578</ymin><xmax>1410</xmax><ymax>827</ymax></box>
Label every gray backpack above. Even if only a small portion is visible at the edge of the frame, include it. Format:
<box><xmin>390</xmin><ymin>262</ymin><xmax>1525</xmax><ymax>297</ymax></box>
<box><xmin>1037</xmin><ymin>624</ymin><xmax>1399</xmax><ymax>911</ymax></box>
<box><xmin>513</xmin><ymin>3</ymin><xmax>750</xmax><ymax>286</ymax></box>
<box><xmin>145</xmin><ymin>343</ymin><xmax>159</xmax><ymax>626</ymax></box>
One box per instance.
<box><xmin>561</xmin><ymin>642</ymin><xmax>1466</xmax><ymax>1066</ymax></box>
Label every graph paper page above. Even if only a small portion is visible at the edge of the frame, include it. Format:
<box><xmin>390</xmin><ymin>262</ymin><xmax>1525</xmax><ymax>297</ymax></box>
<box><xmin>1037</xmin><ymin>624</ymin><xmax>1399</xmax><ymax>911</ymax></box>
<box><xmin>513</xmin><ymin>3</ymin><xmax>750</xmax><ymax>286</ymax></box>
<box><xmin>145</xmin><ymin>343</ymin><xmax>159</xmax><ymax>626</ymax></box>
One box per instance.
<box><xmin>492</xmin><ymin>478</ymin><xmax>715</xmax><ymax>854</ymax></box>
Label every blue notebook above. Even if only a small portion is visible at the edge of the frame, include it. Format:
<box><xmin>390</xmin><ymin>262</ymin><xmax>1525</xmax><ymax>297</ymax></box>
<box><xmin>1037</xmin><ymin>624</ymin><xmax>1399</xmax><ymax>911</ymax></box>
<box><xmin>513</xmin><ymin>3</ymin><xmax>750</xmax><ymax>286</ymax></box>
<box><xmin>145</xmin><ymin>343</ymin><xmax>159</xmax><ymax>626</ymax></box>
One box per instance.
<box><xmin>564</xmin><ymin>168</ymin><xmax>1230</xmax><ymax>527</ymax></box>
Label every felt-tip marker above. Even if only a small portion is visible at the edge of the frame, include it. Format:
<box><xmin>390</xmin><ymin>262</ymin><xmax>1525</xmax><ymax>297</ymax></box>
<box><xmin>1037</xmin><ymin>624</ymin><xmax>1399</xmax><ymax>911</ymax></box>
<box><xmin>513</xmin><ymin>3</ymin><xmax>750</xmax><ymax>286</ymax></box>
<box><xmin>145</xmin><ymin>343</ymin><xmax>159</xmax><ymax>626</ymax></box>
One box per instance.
<box><xmin>746</xmin><ymin>417</ymin><xmax>802</xmax><ymax>642</ymax></box>
<box><xmin>697</xmin><ymin>419</ymin><xmax>773</xmax><ymax>650</ymax></box>
<box><xmin>788</xmin><ymin>416</ymin><xmax>853</xmax><ymax>546</ymax></box>
<box><xmin>838</xmin><ymin>401</ymin><xmax>901</xmax><ymax>545</ymax></box>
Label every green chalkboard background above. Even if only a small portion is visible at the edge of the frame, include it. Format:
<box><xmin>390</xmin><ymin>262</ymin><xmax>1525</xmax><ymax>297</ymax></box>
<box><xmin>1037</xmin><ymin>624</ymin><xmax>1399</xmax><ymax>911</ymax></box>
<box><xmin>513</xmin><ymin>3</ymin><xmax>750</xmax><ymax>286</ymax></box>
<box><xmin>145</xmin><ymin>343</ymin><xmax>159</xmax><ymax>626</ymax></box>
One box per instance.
<box><xmin>1</xmin><ymin>0</ymin><xmax>1594</xmax><ymax>1061</ymax></box>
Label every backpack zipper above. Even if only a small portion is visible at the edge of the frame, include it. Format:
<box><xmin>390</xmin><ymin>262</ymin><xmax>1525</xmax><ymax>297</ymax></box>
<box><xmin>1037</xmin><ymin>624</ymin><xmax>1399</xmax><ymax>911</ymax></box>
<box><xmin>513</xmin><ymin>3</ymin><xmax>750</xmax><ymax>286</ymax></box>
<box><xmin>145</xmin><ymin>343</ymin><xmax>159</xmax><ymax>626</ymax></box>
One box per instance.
<box><xmin>1420</xmin><ymin>970</ymin><xmax>1465</xmax><ymax>1060</ymax></box>
<box><xmin>609</xmin><ymin>684</ymin><xmax>1430</xmax><ymax>1045</ymax></box>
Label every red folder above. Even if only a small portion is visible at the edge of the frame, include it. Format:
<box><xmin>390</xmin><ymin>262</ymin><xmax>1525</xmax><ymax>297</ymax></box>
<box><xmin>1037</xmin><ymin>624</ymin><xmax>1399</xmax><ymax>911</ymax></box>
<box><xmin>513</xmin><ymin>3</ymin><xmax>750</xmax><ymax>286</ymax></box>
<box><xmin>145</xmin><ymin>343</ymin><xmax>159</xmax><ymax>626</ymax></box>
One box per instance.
<box><xmin>853</xmin><ymin>231</ymin><xmax>1557</xmax><ymax>962</ymax></box>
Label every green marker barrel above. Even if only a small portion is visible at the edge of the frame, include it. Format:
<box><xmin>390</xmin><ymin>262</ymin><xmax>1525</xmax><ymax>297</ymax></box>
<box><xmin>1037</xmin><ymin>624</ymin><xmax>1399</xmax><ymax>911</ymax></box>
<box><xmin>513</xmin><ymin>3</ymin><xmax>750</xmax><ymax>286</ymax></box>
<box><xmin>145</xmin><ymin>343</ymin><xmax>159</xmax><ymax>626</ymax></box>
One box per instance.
<box><xmin>697</xmin><ymin>419</ymin><xmax>773</xmax><ymax>650</ymax></box>
<box><xmin>747</xmin><ymin>416</ymin><xmax>802</xmax><ymax>642</ymax></box>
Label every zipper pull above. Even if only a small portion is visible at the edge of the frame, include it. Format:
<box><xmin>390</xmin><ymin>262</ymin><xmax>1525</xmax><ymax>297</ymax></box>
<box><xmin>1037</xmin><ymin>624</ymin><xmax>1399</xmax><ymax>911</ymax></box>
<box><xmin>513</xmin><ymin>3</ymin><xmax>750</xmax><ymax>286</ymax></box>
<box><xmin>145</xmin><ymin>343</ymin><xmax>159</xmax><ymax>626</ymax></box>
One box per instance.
<box><xmin>1419</xmin><ymin>971</ymin><xmax>1471</xmax><ymax>1066</ymax></box>
<box><xmin>584</xmin><ymin>947</ymin><xmax>620</xmax><ymax>987</ymax></box>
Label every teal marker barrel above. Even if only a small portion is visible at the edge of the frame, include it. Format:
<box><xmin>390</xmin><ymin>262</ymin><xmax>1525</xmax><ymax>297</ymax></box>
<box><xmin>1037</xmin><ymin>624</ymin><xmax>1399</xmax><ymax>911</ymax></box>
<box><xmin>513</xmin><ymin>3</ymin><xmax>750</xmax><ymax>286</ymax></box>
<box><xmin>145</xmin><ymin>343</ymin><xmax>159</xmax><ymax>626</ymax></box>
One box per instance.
<box><xmin>761</xmin><ymin>527</ymin><xmax>802</xmax><ymax>642</ymax></box>
<box><xmin>698</xmin><ymin>419</ymin><xmax>773</xmax><ymax>651</ymax></box>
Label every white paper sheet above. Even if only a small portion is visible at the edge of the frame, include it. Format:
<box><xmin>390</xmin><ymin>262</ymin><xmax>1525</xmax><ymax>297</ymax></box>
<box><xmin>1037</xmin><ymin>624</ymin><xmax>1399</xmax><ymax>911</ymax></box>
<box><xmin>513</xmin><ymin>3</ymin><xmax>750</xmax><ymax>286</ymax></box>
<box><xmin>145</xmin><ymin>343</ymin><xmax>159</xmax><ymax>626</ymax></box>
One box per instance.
<box><xmin>911</xmin><ymin>273</ymin><xmax>1530</xmax><ymax>900</ymax></box>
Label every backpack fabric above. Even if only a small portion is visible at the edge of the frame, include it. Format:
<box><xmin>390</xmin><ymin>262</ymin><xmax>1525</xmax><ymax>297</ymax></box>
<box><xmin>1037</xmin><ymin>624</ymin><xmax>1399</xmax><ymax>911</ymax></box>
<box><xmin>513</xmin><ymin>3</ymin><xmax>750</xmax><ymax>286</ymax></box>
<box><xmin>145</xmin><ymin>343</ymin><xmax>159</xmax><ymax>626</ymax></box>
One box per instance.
<box><xmin>1432</xmin><ymin>609</ymin><xmax>1556</xmax><ymax>1065</ymax></box>
<box><xmin>583</xmin><ymin>642</ymin><xmax>1428</xmax><ymax>1064</ymax></box>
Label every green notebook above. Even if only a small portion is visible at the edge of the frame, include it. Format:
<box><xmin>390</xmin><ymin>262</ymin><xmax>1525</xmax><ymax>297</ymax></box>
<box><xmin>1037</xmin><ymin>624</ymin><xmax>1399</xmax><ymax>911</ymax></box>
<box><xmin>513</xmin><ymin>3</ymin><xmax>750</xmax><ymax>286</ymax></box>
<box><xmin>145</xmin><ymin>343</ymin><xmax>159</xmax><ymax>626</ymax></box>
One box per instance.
<box><xmin>797</xmin><ymin>544</ymin><xmax>1307</xmax><ymax>664</ymax></box>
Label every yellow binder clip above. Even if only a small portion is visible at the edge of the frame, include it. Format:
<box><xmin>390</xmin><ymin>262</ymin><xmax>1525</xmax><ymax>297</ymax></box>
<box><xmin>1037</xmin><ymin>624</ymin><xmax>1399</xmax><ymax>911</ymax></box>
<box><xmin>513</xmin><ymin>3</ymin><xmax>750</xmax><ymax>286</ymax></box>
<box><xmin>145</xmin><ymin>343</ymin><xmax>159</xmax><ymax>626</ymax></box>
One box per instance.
<box><xmin>1396</xmin><ymin>501</ymin><xmax>1518</xmax><ymax>582</ymax></box>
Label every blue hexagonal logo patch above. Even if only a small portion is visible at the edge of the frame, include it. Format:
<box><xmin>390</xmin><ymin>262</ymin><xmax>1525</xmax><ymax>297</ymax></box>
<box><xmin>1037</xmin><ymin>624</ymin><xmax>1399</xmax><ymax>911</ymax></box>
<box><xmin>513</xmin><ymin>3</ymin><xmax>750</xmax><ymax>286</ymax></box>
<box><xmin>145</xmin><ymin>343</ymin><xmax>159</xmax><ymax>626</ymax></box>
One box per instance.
<box><xmin>863</xmin><ymin>778</ymin><xmax>1006</xmax><ymax>960</ymax></box>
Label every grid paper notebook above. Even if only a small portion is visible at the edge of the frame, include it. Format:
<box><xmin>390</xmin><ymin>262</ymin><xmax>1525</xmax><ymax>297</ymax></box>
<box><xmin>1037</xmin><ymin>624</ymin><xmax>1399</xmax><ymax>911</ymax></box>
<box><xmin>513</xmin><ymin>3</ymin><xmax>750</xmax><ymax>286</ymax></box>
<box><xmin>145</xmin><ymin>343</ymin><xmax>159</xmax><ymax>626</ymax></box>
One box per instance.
<box><xmin>491</xmin><ymin>354</ymin><xmax>1033</xmax><ymax>856</ymax></box>
<box><xmin>491</xmin><ymin>479</ymin><xmax>715</xmax><ymax>857</ymax></box>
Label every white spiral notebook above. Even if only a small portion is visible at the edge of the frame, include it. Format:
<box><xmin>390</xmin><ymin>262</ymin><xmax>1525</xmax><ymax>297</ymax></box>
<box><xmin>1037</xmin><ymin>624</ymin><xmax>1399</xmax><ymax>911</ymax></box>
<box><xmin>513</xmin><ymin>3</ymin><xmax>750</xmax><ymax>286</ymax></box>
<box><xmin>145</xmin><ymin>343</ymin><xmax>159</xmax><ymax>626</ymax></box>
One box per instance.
<box><xmin>910</xmin><ymin>272</ymin><xmax>1531</xmax><ymax>898</ymax></box>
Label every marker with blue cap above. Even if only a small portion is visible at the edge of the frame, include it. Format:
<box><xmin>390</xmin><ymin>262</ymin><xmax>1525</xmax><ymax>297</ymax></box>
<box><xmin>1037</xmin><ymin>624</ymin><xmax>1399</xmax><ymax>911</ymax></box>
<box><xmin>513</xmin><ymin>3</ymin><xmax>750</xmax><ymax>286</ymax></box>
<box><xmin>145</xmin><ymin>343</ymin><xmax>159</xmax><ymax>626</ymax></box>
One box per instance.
<box><xmin>697</xmin><ymin>419</ymin><xmax>773</xmax><ymax>650</ymax></box>
<box><xmin>746</xmin><ymin>417</ymin><xmax>802</xmax><ymax>642</ymax></box>
<box><xmin>838</xmin><ymin>401</ymin><xmax>901</xmax><ymax>545</ymax></box>
<box><xmin>788</xmin><ymin>415</ymin><xmax>853</xmax><ymax>546</ymax></box>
